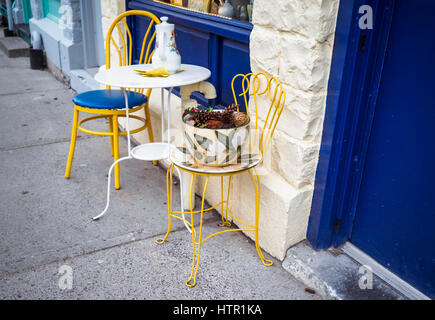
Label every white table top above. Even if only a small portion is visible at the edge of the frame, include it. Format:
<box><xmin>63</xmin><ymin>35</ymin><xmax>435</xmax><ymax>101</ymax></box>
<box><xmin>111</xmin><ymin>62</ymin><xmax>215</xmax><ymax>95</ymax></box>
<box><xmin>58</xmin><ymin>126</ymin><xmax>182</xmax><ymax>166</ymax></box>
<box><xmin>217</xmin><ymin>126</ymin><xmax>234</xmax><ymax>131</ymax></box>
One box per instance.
<box><xmin>94</xmin><ymin>64</ymin><xmax>211</xmax><ymax>89</ymax></box>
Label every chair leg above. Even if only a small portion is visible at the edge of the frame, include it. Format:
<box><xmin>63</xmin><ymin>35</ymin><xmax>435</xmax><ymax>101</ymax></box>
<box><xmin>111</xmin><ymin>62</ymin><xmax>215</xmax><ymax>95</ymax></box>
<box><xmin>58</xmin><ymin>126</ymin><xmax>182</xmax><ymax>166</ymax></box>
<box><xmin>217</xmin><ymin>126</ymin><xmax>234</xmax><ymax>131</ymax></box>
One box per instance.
<box><xmin>65</xmin><ymin>108</ymin><xmax>79</xmax><ymax>179</ymax></box>
<box><xmin>249</xmin><ymin>169</ymin><xmax>273</xmax><ymax>267</ymax></box>
<box><xmin>108</xmin><ymin>116</ymin><xmax>114</xmax><ymax>157</ymax></box>
<box><xmin>112</xmin><ymin>115</ymin><xmax>121</xmax><ymax>190</ymax></box>
<box><xmin>156</xmin><ymin>164</ymin><xmax>175</xmax><ymax>244</ymax></box>
<box><xmin>220</xmin><ymin>176</ymin><xmax>232</xmax><ymax>227</ymax></box>
<box><xmin>144</xmin><ymin>102</ymin><xmax>157</xmax><ymax>166</ymax></box>
<box><xmin>186</xmin><ymin>175</ymin><xmax>209</xmax><ymax>287</ymax></box>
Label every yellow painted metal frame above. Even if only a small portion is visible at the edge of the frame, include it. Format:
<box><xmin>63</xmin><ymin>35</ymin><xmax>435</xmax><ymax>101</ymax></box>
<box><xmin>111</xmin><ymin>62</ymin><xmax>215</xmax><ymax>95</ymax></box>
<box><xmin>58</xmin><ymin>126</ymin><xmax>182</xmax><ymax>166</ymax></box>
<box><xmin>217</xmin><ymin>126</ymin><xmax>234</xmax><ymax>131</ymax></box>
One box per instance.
<box><xmin>65</xmin><ymin>11</ymin><xmax>161</xmax><ymax>189</ymax></box>
<box><xmin>157</xmin><ymin>72</ymin><xmax>286</xmax><ymax>287</ymax></box>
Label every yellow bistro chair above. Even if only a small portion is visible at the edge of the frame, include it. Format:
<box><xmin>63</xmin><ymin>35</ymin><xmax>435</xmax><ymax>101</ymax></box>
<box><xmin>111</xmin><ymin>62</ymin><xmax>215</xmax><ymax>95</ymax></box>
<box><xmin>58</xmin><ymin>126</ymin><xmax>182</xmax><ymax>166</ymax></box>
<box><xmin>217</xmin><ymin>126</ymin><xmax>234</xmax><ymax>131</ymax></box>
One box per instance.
<box><xmin>157</xmin><ymin>72</ymin><xmax>286</xmax><ymax>287</ymax></box>
<box><xmin>65</xmin><ymin>10</ymin><xmax>161</xmax><ymax>189</ymax></box>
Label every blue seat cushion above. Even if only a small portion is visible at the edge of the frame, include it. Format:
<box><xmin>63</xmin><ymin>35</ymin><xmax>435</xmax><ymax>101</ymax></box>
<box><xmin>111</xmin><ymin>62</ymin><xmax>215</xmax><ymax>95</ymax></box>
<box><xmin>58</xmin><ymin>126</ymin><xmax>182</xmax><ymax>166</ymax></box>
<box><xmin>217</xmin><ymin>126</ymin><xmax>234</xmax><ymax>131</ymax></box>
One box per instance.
<box><xmin>73</xmin><ymin>90</ymin><xmax>147</xmax><ymax>110</ymax></box>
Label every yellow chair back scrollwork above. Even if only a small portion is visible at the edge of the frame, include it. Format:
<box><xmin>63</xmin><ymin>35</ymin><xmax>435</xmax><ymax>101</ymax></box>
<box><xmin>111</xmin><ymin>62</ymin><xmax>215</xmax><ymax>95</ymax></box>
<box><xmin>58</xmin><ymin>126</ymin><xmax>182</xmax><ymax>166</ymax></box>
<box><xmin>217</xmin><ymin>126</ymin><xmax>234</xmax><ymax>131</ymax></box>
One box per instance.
<box><xmin>159</xmin><ymin>72</ymin><xmax>287</xmax><ymax>287</ymax></box>
<box><xmin>105</xmin><ymin>10</ymin><xmax>161</xmax><ymax>94</ymax></box>
<box><xmin>231</xmin><ymin>72</ymin><xmax>286</xmax><ymax>158</ymax></box>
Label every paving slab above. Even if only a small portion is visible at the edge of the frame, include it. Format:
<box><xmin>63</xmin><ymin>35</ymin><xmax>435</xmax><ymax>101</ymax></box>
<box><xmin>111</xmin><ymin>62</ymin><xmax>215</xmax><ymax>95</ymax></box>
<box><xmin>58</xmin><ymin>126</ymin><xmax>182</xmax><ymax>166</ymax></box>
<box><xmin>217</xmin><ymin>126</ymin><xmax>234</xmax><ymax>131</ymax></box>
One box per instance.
<box><xmin>0</xmin><ymin>37</ymin><xmax>29</xmax><ymax>58</ymax></box>
<box><xmin>0</xmin><ymin>87</ymin><xmax>107</xmax><ymax>150</ymax></box>
<box><xmin>0</xmin><ymin>47</ymin><xmax>321</xmax><ymax>300</ymax></box>
<box><xmin>0</xmin><ymin>47</ymin><xmax>28</xmax><ymax>68</ymax></box>
<box><xmin>0</xmin><ymin>54</ymin><xmax>64</xmax><ymax>95</ymax></box>
<box><xmin>282</xmin><ymin>241</ymin><xmax>406</xmax><ymax>300</ymax></box>
<box><xmin>0</xmin><ymin>136</ymin><xmax>211</xmax><ymax>276</ymax></box>
<box><xmin>0</xmin><ymin>222</ymin><xmax>321</xmax><ymax>300</ymax></box>
<box><xmin>0</xmin><ymin>67</ymin><xmax>66</xmax><ymax>95</ymax></box>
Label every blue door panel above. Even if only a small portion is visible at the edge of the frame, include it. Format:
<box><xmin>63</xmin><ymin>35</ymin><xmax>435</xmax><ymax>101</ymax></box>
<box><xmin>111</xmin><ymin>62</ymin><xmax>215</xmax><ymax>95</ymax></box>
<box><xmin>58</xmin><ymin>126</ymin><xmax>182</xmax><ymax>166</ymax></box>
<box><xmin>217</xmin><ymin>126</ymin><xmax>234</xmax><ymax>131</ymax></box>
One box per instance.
<box><xmin>350</xmin><ymin>0</ymin><xmax>435</xmax><ymax>297</ymax></box>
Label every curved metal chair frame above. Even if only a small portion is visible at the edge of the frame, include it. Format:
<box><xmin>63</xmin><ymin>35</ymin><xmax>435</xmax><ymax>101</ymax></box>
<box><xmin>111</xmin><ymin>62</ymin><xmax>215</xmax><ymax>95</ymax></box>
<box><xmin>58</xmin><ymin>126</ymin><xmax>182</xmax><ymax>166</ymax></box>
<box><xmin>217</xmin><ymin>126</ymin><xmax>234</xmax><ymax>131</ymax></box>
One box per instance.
<box><xmin>158</xmin><ymin>72</ymin><xmax>286</xmax><ymax>287</ymax></box>
<box><xmin>65</xmin><ymin>10</ymin><xmax>161</xmax><ymax>189</ymax></box>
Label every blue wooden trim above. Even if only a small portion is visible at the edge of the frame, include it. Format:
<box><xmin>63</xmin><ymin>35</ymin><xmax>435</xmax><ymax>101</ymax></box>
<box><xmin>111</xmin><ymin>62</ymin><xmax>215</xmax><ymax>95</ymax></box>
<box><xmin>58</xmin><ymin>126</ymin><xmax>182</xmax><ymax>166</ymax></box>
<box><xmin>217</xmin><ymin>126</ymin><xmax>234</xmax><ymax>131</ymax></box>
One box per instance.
<box><xmin>306</xmin><ymin>0</ymin><xmax>359</xmax><ymax>249</ymax></box>
<box><xmin>332</xmin><ymin>1</ymin><xmax>395</xmax><ymax>247</ymax></box>
<box><xmin>307</xmin><ymin>0</ymin><xmax>395</xmax><ymax>249</ymax></box>
<box><xmin>207</xmin><ymin>33</ymin><xmax>219</xmax><ymax>106</ymax></box>
<box><xmin>127</xmin><ymin>0</ymin><xmax>252</xmax><ymax>43</ymax></box>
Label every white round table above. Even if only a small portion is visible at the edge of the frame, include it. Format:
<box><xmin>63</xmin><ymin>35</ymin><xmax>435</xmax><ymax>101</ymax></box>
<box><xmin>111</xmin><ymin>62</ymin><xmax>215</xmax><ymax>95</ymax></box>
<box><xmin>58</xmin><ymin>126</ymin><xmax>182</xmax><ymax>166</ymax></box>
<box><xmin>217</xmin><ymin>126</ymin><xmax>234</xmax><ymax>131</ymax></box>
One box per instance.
<box><xmin>93</xmin><ymin>63</ymin><xmax>211</xmax><ymax>220</ymax></box>
<box><xmin>95</xmin><ymin>63</ymin><xmax>211</xmax><ymax>89</ymax></box>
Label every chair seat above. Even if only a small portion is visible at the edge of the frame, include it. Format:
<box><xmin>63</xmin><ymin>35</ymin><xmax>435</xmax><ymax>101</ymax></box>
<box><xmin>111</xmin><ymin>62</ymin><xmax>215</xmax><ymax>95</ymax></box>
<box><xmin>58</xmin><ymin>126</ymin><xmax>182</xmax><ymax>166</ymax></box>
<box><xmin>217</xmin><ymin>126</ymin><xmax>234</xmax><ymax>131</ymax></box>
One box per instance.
<box><xmin>170</xmin><ymin>145</ymin><xmax>262</xmax><ymax>175</ymax></box>
<box><xmin>73</xmin><ymin>89</ymin><xmax>147</xmax><ymax>110</ymax></box>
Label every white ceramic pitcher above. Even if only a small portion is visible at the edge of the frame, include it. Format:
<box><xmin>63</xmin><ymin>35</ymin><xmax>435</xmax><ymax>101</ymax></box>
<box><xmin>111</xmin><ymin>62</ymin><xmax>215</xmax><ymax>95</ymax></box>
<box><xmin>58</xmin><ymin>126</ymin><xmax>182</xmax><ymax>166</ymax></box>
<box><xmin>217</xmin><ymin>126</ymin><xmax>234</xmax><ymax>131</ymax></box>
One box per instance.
<box><xmin>152</xmin><ymin>17</ymin><xmax>181</xmax><ymax>74</ymax></box>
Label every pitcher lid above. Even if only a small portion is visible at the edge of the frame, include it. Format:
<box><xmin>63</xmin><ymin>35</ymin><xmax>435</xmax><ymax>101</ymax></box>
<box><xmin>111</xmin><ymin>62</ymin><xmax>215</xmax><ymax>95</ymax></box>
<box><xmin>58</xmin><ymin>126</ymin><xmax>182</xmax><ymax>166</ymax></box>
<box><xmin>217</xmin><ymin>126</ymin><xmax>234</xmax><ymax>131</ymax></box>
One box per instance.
<box><xmin>156</xmin><ymin>16</ymin><xmax>173</xmax><ymax>30</ymax></box>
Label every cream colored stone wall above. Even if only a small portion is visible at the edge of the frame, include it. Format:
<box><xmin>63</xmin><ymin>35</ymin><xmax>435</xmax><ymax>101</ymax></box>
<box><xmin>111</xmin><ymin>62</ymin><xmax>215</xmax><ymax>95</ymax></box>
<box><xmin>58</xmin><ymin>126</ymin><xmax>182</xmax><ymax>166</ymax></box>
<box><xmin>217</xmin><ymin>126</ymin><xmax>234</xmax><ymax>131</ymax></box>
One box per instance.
<box><xmin>247</xmin><ymin>0</ymin><xmax>339</xmax><ymax>258</ymax></box>
<box><xmin>101</xmin><ymin>0</ymin><xmax>125</xmax><ymax>36</ymax></box>
<box><xmin>99</xmin><ymin>0</ymin><xmax>340</xmax><ymax>260</ymax></box>
<box><xmin>100</xmin><ymin>0</ymin><xmax>126</xmax><ymax>67</ymax></box>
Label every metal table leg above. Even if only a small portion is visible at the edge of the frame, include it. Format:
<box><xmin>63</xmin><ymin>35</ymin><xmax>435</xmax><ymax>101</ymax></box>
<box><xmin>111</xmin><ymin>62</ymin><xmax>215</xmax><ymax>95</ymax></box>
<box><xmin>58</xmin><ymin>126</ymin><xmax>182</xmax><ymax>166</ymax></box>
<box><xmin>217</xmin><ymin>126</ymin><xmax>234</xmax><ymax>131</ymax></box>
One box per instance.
<box><xmin>93</xmin><ymin>89</ymin><xmax>132</xmax><ymax>220</ymax></box>
<box><xmin>93</xmin><ymin>88</ymin><xmax>191</xmax><ymax>233</ymax></box>
<box><xmin>165</xmin><ymin>87</ymin><xmax>191</xmax><ymax>233</ymax></box>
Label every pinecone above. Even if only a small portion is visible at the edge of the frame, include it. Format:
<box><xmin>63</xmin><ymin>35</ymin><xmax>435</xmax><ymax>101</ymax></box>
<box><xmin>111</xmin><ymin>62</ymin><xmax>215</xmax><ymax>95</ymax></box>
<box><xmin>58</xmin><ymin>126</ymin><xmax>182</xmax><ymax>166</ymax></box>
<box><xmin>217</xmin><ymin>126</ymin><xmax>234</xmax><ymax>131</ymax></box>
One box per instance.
<box><xmin>233</xmin><ymin>112</ymin><xmax>249</xmax><ymax>127</ymax></box>
<box><xmin>193</xmin><ymin>111</ymin><xmax>215</xmax><ymax>127</ymax></box>
<box><xmin>219</xmin><ymin>104</ymin><xmax>238</xmax><ymax>125</ymax></box>
<box><xmin>191</xmin><ymin>104</ymin><xmax>239</xmax><ymax>128</ymax></box>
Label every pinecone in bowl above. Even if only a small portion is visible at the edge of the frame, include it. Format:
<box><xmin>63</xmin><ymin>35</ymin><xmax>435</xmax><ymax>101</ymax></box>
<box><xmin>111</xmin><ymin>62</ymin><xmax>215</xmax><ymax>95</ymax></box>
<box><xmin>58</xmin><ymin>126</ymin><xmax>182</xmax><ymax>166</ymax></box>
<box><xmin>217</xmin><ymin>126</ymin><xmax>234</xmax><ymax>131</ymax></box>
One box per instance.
<box><xmin>233</xmin><ymin>112</ymin><xmax>249</xmax><ymax>127</ymax></box>
<box><xmin>184</xmin><ymin>104</ymin><xmax>248</xmax><ymax>128</ymax></box>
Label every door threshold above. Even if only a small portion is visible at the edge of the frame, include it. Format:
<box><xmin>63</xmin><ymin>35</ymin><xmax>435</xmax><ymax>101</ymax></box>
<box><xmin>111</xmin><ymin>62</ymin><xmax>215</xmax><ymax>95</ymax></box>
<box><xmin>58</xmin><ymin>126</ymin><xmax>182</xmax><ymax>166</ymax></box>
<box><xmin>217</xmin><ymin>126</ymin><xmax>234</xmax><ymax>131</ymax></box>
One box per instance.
<box><xmin>342</xmin><ymin>242</ymin><xmax>430</xmax><ymax>300</ymax></box>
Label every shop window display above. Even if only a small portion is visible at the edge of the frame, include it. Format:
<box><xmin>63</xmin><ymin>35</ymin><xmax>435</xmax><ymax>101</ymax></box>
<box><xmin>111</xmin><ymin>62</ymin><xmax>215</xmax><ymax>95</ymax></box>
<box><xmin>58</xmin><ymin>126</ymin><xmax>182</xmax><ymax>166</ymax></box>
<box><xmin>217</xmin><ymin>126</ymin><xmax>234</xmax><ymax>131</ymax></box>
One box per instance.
<box><xmin>156</xmin><ymin>0</ymin><xmax>253</xmax><ymax>23</ymax></box>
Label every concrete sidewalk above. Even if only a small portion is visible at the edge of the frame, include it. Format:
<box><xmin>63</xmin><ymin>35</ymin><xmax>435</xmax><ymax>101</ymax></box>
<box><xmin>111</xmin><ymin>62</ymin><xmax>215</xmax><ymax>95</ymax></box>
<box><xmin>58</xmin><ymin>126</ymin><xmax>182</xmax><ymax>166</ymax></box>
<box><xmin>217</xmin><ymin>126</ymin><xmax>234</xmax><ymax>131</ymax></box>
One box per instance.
<box><xmin>0</xmin><ymin>46</ymin><xmax>320</xmax><ymax>299</ymax></box>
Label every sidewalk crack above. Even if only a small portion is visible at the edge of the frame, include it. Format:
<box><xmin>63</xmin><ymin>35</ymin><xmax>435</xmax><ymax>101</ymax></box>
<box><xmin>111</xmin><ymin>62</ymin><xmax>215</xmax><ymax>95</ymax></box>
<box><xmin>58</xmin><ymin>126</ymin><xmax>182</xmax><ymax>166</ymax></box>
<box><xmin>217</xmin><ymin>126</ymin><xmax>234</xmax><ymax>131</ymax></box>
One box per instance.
<box><xmin>0</xmin><ymin>135</ymin><xmax>104</xmax><ymax>152</ymax></box>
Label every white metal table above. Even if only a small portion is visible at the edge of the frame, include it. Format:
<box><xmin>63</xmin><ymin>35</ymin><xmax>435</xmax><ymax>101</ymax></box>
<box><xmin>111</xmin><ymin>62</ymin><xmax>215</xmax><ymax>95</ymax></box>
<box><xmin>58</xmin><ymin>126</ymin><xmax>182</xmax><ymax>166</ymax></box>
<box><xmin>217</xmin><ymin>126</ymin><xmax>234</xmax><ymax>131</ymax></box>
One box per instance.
<box><xmin>92</xmin><ymin>63</ymin><xmax>211</xmax><ymax>221</ymax></box>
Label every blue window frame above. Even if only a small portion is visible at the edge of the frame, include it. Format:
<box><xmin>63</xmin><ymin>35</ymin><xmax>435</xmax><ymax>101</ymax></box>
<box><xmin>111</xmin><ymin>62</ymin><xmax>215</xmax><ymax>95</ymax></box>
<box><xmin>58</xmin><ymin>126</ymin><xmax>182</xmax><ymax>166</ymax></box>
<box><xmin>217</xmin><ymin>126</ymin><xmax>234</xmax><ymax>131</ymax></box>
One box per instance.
<box><xmin>126</xmin><ymin>0</ymin><xmax>252</xmax><ymax>109</ymax></box>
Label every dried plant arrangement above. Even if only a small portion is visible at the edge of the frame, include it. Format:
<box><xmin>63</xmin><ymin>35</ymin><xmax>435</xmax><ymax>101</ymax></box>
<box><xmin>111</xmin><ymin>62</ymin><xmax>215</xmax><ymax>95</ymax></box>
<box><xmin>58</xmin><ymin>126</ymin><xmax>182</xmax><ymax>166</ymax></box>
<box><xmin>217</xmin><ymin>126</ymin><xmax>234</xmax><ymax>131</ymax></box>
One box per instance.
<box><xmin>183</xmin><ymin>104</ymin><xmax>249</xmax><ymax>129</ymax></box>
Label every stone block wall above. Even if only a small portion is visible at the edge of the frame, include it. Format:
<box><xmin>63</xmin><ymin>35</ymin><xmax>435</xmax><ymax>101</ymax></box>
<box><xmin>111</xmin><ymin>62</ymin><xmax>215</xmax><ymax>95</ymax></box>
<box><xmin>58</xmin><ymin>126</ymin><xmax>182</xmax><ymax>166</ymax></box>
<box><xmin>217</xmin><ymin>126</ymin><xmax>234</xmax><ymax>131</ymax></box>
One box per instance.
<box><xmin>61</xmin><ymin>0</ymin><xmax>82</xmax><ymax>43</ymax></box>
<box><xmin>245</xmin><ymin>0</ymin><xmax>339</xmax><ymax>258</ymax></box>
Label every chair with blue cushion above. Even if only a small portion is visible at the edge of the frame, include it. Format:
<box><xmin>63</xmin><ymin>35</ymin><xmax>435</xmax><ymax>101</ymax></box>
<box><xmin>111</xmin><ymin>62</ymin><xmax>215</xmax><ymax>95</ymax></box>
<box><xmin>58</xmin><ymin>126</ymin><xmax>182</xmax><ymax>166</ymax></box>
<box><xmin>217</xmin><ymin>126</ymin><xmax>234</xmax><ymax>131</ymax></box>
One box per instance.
<box><xmin>65</xmin><ymin>10</ymin><xmax>161</xmax><ymax>189</ymax></box>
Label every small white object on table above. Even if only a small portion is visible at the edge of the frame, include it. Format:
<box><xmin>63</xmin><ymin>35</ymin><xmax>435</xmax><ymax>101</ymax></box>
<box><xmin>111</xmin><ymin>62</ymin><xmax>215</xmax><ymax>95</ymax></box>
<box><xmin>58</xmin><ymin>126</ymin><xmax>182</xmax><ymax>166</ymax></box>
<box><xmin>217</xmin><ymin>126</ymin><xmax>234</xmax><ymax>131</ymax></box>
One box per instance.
<box><xmin>93</xmin><ymin>63</ymin><xmax>211</xmax><ymax>221</ymax></box>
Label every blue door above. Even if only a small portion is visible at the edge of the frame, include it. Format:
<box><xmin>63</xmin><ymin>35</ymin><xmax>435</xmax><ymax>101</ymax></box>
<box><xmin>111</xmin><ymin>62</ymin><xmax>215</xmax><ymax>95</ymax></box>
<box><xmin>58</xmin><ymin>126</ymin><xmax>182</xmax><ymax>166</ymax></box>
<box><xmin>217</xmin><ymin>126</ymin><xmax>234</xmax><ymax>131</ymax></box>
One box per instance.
<box><xmin>350</xmin><ymin>0</ymin><xmax>435</xmax><ymax>297</ymax></box>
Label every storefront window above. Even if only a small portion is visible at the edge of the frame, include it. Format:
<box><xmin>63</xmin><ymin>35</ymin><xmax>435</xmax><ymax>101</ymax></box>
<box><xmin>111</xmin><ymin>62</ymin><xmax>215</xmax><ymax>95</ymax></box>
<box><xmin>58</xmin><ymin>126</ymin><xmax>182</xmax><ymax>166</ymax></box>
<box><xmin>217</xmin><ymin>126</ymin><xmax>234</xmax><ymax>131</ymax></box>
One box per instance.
<box><xmin>155</xmin><ymin>0</ymin><xmax>254</xmax><ymax>23</ymax></box>
<box><xmin>42</xmin><ymin>0</ymin><xmax>61</xmax><ymax>23</ymax></box>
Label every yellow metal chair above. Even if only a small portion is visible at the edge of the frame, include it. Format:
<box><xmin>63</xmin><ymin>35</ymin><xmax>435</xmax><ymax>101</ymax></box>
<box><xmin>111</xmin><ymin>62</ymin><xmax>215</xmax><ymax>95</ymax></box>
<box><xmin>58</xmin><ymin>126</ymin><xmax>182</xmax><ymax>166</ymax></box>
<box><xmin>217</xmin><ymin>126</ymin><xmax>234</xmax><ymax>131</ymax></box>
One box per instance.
<box><xmin>157</xmin><ymin>72</ymin><xmax>286</xmax><ymax>287</ymax></box>
<box><xmin>65</xmin><ymin>10</ymin><xmax>161</xmax><ymax>189</ymax></box>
